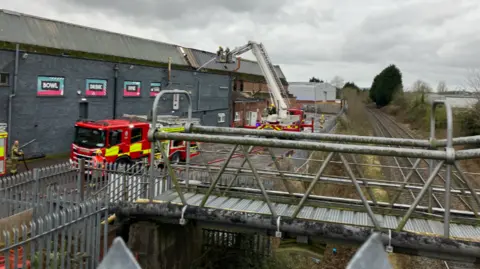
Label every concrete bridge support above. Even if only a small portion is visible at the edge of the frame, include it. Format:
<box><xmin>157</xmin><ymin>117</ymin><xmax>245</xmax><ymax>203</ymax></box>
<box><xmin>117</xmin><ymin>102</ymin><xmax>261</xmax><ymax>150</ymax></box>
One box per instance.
<box><xmin>127</xmin><ymin>221</ymin><xmax>203</xmax><ymax>269</ymax></box>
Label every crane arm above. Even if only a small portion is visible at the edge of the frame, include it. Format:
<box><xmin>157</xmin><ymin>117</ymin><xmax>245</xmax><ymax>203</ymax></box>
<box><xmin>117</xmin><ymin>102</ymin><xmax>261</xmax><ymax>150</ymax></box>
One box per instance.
<box><xmin>226</xmin><ymin>41</ymin><xmax>290</xmax><ymax>118</ymax></box>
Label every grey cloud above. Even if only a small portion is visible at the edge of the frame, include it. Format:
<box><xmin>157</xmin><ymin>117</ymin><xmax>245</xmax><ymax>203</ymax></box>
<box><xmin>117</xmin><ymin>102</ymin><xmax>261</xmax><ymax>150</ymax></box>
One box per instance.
<box><xmin>2</xmin><ymin>0</ymin><xmax>480</xmax><ymax>88</ymax></box>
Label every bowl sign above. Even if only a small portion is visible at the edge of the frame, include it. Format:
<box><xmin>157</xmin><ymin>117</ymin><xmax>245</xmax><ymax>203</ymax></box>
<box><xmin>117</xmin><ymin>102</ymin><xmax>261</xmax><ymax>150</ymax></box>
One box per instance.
<box><xmin>86</xmin><ymin>79</ymin><xmax>107</xmax><ymax>96</ymax></box>
<box><xmin>123</xmin><ymin>81</ymin><xmax>141</xmax><ymax>97</ymax></box>
<box><xmin>37</xmin><ymin>76</ymin><xmax>65</xmax><ymax>96</ymax></box>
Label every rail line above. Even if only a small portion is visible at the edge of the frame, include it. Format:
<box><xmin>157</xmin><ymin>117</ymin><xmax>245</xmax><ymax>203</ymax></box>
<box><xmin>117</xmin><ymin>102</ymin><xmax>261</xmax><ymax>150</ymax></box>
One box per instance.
<box><xmin>367</xmin><ymin>107</ymin><xmax>478</xmax><ymax>269</ymax></box>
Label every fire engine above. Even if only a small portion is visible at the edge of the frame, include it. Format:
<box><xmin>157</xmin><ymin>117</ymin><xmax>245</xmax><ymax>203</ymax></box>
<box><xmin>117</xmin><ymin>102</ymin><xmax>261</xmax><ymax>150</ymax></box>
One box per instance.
<box><xmin>70</xmin><ymin>114</ymin><xmax>201</xmax><ymax>167</ymax></box>
<box><xmin>206</xmin><ymin>41</ymin><xmax>314</xmax><ymax>132</ymax></box>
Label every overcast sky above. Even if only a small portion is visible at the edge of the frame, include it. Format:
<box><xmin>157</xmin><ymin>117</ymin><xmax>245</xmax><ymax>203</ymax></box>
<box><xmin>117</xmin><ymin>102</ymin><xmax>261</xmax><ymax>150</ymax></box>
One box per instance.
<box><xmin>3</xmin><ymin>0</ymin><xmax>480</xmax><ymax>89</ymax></box>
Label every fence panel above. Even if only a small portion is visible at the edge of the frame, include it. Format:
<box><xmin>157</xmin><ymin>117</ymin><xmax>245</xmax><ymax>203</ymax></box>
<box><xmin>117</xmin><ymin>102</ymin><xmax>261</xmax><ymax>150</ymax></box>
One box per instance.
<box><xmin>0</xmin><ymin>198</ymin><xmax>108</xmax><ymax>269</ymax></box>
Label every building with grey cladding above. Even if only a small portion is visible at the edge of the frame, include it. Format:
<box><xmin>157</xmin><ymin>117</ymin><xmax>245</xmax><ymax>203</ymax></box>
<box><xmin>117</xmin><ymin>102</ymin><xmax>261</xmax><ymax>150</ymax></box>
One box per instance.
<box><xmin>0</xmin><ymin>9</ymin><xmax>289</xmax><ymax>155</ymax></box>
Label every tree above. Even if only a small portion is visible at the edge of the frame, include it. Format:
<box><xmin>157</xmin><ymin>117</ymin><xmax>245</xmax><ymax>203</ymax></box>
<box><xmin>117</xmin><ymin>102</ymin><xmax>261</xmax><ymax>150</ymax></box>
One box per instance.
<box><xmin>343</xmin><ymin>82</ymin><xmax>360</xmax><ymax>90</ymax></box>
<box><xmin>309</xmin><ymin>77</ymin><xmax>324</xmax><ymax>83</ymax></box>
<box><xmin>369</xmin><ymin>74</ymin><xmax>380</xmax><ymax>102</ymax></box>
<box><xmin>330</xmin><ymin>76</ymin><xmax>345</xmax><ymax>89</ymax></box>
<box><xmin>369</xmin><ymin>64</ymin><xmax>403</xmax><ymax>107</ymax></box>
<box><xmin>412</xmin><ymin>80</ymin><xmax>433</xmax><ymax>93</ymax></box>
<box><xmin>465</xmin><ymin>69</ymin><xmax>480</xmax><ymax>99</ymax></box>
<box><xmin>436</xmin><ymin>81</ymin><xmax>448</xmax><ymax>93</ymax></box>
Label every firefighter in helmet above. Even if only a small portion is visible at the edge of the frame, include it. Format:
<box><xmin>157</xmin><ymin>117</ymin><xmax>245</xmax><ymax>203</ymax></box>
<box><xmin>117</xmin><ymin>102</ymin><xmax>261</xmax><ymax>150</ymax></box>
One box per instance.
<box><xmin>91</xmin><ymin>149</ymin><xmax>106</xmax><ymax>185</ymax></box>
<box><xmin>10</xmin><ymin>140</ymin><xmax>23</xmax><ymax>175</ymax></box>
<box><xmin>268</xmin><ymin>104</ymin><xmax>277</xmax><ymax>115</ymax></box>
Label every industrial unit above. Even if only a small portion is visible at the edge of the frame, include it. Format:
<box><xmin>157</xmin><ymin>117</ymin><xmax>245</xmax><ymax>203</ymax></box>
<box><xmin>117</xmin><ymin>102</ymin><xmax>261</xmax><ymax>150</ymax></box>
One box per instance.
<box><xmin>0</xmin><ymin>9</ymin><xmax>289</xmax><ymax>155</ymax></box>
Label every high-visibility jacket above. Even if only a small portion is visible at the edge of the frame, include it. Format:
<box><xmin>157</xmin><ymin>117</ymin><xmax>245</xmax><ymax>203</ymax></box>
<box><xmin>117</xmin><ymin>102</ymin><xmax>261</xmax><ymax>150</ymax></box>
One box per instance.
<box><xmin>92</xmin><ymin>155</ymin><xmax>105</xmax><ymax>169</ymax></box>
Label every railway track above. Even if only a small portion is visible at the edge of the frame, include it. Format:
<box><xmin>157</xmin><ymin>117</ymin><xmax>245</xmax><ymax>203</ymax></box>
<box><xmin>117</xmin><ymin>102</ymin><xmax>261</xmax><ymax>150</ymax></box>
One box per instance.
<box><xmin>369</xmin><ymin>108</ymin><xmax>472</xmax><ymax>211</ymax></box>
<box><xmin>367</xmin><ymin>107</ymin><xmax>479</xmax><ymax>269</ymax></box>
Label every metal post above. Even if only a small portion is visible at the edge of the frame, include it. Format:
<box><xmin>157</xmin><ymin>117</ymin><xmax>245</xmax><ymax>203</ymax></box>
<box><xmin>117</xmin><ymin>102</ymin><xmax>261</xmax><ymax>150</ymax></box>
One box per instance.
<box><xmin>184</xmin><ymin>124</ymin><xmax>480</xmax><ymax>147</ymax></box>
<box><xmin>148</xmin><ymin>89</ymin><xmax>193</xmax><ymax>200</ymax></box>
<box><xmin>222</xmin><ymin>145</ymin><xmax>255</xmax><ymax>196</ymax></box>
<box><xmin>340</xmin><ymin>154</ymin><xmax>381</xmax><ymax>229</ymax></box>
<box><xmin>152</xmin><ymin>131</ymin><xmax>454</xmax><ymax>160</ymax></box>
<box><xmin>396</xmin><ymin>161</ymin><xmax>444</xmax><ymax>232</ymax></box>
<box><xmin>78</xmin><ymin>159</ymin><xmax>86</xmax><ymax>202</ymax></box>
<box><xmin>32</xmin><ymin>168</ymin><xmax>40</xmax><ymax>218</ymax></box>
<box><xmin>199</xmin><ymin>145</ymin><xmax>239</xmax><ymax>207</ymax></box>
<box><xmin>314</xmin><ymin>84</ymin><xmax>317</xmax><ymax>117</ymax></box>
<box><xmin>431</xmin><ymin>100</ymin><xmax>454</xmax><ymax>237</ymax></box>
<box><xmin>160</xmin><ymin>143</ymin><xmax>187</xmax><ymax>205</ymax></box>
<box><xmin>240</xmin><ymin>145</ymin><xmax>278</xmax><ymax>218</ymax></box>
<box><xmin>390</xmin><ymin>158</ymin><xmax>422</xmax><ymax>206</ymax></box>
<box><xmin>292</xmin><ymin>152</ymin><xmax>335</xmax><ymax>218</ymax></box>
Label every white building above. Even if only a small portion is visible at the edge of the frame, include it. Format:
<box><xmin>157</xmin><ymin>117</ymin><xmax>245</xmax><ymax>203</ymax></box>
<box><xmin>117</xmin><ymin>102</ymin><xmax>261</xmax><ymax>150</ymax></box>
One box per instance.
<box><xmin>426</xmin><ymin>94</ymin><xmax>477</xmax><ymax>108</ymax></box>
<box><xmin>288</xmin><ymin>82</ymin><xmax>337</xmax><ymax>101</ymax></box>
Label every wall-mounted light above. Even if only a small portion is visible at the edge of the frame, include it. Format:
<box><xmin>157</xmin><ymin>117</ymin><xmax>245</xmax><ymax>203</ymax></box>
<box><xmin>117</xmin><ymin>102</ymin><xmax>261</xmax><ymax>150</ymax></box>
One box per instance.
<box><xmin>22</xmin><ymin>53</ymin><xmax>28</xmax><ymax>59</ymax></box>
<box><xmin>77</xmin><ymin>90</ymin><xmax>82</xmax><ymax>96</ymax></box>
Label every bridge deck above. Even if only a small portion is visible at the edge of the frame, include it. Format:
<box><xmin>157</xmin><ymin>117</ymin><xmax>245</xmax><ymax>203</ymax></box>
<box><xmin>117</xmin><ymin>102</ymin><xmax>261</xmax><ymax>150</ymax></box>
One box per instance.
<box><xmin>154</xmin><ymin>190</ymin><xmax>480</xmax><ymax>241</ymax></box>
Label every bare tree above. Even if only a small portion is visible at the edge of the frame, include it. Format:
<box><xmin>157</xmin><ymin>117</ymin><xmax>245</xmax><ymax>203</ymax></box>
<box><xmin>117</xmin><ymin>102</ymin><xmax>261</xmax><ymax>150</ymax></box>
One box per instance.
<box><xmin>330</xmin><ymin>76</ymin><xmax>345</xmax><ymax>89</ymax></box>
<box><xmin>465</xmin><ymin>68</ymin><xmax>480</xmax><ymax>99</ymax></box>
<box><xmin>436</xmin><ymin>81</ymin><xmax>448</xmax><ymax>93</ymax></box>
<box><xmin>412</xmin><ymin>80</ymin><xmax>433</xmax><ymax>93</ymax></box>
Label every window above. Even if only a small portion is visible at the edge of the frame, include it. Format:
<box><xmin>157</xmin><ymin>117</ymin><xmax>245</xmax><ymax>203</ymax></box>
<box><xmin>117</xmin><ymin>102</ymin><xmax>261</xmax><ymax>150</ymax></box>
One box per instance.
<box><xmin>131</xmin><ymin>128</ymin><xmax>143</xmax><ymax>143</ymax></box>
<box><xmin>218</xmin><ymin>113</ymin><xmax>226</xmax><ymax>123</ymax></box>
<box><xmin>74</xmin><ymin>127</ymin><xmax>106</xmax><ymax>148</ymax></box>
<box><xmin>109</xmin><ymin>129</ymin><xmax>123</xmax><ymax>146</ymax></box>
<box><xmin>0</xmin><ymin>73</ymin><xmax>9</xmax><ymax>86</ymax></box>
<box><xmin>234</xmin><ymin>112</ymin><xmax>240</xmax><ymax>122</ymax></box>
<box><xmin>173</xmin><ymin>140</ymin><xmax>184</xmax><ymax>147</ymax></box>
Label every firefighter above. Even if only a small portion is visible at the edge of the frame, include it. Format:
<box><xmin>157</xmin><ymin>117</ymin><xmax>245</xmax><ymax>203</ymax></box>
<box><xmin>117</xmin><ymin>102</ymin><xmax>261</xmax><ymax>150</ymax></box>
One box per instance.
<box><xmin>217</xmin><ymin>46</ymin><xmax>223</xmax><ymax>56</ymax></box>
<box><xmin>269</xmin><ymin>104</ymin><xmax>277</xmax><ymax>115</ymax></box>
<box><xmin>320</xmin><ymin>114</ymin><xmax>325</xmax><ymax>126</ymax></box>
<box><xmin>91</xmin><ymin>149</ymin><xmax>106</xmax><ymax>185</ymax></box>
<box><xmin>10</xmin><ymin>140</ymin><xmax>23</xmax><ymax>175</ymax></box>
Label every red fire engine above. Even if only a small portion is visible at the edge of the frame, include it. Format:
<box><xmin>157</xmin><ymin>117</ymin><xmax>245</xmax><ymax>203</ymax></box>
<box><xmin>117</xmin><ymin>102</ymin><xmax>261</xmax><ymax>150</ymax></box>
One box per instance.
<box><xmin>70</xmin><ymin>114</ymin><xmax>200</xmax><ymax>166</ymax></box>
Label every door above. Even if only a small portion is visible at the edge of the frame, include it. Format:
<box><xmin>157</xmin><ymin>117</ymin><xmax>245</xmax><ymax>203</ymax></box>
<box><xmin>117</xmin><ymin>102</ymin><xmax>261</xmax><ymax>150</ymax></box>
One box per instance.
<box><xmin>250</xmin><ymin>111</ymin><xmax>258</xmax><ymax>126</ymax></box>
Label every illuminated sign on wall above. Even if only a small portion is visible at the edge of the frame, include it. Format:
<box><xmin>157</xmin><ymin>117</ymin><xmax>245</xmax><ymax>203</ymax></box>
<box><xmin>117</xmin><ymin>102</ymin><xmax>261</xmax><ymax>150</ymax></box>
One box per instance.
<box><xmin>150</xmin><ymin>82</ymin><xmax>162</xmax><ymax>97</ymax></box>
<box><xmin>86</xmin><ymin>79</ymin><xmax>107</xmax><ymax>96</ymax></box>
<box><xmin>123</xmin><ymin>81</ymin><xmax>141</xmax><ymax>97</ymax></box>
<box><xmin>37</xmin><ymin>76</ymin><xmax>65</xmax><ymax>96</ymax></box>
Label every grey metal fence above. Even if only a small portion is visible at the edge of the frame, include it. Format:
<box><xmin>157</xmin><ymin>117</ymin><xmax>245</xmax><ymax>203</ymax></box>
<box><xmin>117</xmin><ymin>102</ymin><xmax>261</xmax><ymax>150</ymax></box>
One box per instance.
<box><xmin>0</xmin><ymin>159</ymin><xmax>163</xmax><ymax>219</ymax></box>
<box><xmin>1</xmin><ymin>198</ymin><xmax>109</xmax><ymax>269</ymax></box>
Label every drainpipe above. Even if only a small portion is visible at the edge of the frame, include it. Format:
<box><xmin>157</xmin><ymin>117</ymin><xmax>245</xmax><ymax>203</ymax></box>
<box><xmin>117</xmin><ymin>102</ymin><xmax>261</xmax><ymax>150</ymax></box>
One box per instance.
<box><xmin>168</xmin><ymin>57</ymin><xmax>172</xmax><ymax>83</ymax></box>
<box><xmin>194</xmin><ymin>75</ymin><xmax>201</xmax><ymax>111</ymax></box>
<box><xmin>113</xmin><ymin>64</ymin><xmax>119</xmax><ymax>119</ymax></box>
<box><xmin>7</xmin><ymin>44</ymin><xmax>19</xmax><ymax>140</ymax></box>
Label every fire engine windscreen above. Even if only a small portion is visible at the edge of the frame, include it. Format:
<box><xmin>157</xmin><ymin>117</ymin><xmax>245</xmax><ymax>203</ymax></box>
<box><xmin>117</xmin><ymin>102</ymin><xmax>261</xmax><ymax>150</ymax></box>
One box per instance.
<box><xmin>74</xmin><ymin>127</ymin><xmax>106</xmax><ymax>148</ymax></box>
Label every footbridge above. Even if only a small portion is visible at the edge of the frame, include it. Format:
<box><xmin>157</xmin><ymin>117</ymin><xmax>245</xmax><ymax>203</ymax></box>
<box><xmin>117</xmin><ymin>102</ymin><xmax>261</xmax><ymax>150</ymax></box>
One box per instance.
<box><xmin>120</xmin><ymin>95</ymin><xmax>480</xmax><ymax>263</ymax></box>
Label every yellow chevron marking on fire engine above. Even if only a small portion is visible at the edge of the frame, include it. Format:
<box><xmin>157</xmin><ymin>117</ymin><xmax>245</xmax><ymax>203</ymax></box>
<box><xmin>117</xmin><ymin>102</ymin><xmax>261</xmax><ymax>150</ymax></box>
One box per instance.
<box><xmin>130</xmin><ymin>143</ymin><xmax>142</xmax><ymax>153</ymax></box>
<box><xmin>142</xmin><ymin>149</ymin><xmax>151</xmax><ymax>154</ymax></box>
<box><xmin>0</xmin><ymin>133</ymin><xmax>7</xmax><ymax>139</ymax></box>
<box><xmin>160</xmin><ymin>127</ymin><xmax>185</xmax><ymax>133</ymax></box>
<box><xmin>105</xmin><ymin>146</ymin><xmax>119</xmax><ymax>157</ymax></box>
<box><xmin>0</xmin><ymin>146</ymin><xmax>4</xmax><ymax>157</ymax></box>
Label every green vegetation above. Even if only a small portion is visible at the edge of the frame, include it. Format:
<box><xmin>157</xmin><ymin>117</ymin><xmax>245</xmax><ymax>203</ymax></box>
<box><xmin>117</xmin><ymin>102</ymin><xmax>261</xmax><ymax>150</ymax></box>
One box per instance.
<box><xmin>369</xmin><ymin>65</ymin><xmax>403</xmax><ymax>107</ymax></box>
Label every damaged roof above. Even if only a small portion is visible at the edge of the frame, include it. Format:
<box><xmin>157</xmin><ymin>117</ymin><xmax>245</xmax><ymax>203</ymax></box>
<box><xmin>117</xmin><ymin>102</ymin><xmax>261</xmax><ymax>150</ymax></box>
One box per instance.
<box><xmin>0</xmin><ymin>9</ymin><xmax>288</xmax><ymax>80</ymax></box>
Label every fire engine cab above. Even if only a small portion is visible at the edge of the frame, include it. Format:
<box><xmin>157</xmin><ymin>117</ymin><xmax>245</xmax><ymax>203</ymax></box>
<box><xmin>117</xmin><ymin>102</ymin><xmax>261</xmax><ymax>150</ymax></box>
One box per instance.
<box><xmin>70</xmin><ymin>114</ymin><xmax>201</xmax><ymax>166</ymax></box>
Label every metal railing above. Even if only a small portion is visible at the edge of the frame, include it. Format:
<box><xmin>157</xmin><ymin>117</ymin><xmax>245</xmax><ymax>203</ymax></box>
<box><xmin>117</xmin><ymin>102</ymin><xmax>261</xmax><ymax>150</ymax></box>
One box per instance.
<box><xmin>1</xmin><ymin>198</ymin><xmax>109</xmax><ymax>269</ymax></box>
<box><xmin>146</xmin><ymin>99</ymin><xmax>480</xmax><ymax>239</ymax></box>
